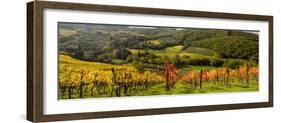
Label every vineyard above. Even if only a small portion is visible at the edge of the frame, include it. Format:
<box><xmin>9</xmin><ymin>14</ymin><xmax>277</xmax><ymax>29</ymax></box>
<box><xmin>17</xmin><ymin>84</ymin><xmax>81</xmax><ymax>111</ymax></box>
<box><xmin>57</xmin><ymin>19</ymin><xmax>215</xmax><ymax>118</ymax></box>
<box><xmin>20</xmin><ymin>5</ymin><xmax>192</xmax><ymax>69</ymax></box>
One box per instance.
<box><xmin>58</xmin><ymin>23</ymin><xmax>259</xmax><ymax>99</ymax></box>
<box><xmin>59</xmin><ymin>54</ymin><xmax>258</xmax><ymax>99</ymax></box>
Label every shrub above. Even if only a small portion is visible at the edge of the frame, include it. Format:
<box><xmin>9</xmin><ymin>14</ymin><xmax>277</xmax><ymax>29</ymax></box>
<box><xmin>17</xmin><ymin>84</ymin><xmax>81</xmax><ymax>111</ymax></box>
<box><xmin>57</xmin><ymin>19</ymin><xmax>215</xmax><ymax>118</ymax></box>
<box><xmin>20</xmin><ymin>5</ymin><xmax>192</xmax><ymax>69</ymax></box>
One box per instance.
<box><xmin>223</xmin><ymin>59</ymin><xmax>246</xmax><ymax>69</ymax></box>
<box><xmin>151</xmin><ymin>58</ymin><xmax>165</xmax><ymax>65</ymax></box>
<box><xmin>187</xmin><ymin>58</ymin><xmax>211</xmax><ymax>66</ymax></box>
<box><xmin>210</xmin><ymin>58</ymin><xmax>225</xmax><ymax>67</ymax></box>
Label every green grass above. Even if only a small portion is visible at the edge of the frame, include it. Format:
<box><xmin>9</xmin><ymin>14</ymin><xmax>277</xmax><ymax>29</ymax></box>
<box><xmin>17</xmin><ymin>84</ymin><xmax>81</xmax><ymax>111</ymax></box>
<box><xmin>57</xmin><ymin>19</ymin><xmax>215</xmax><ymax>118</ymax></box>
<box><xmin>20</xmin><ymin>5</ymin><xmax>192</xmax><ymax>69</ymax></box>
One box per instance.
<box><xmin>135</xmin><ymin>81</ymin><xmax>193</xmax><ymax>96</ymax></box>
<box><xmin>183</xmin><ymin>47</ymin><xmax>217</xmax><ymax>56</ymax></box>
<box><xmin>178</xmin><ymin>65</ymin><xmax>215</xmax><ymax>76</ymax></box>
<box><xmin>147</xmin><ymin>40</ymin><xmax>161</xmax><ymax>45</ymax></box>
<box><xmin>129</xmin><ymin>48</ymin><xmax>214</xmax><ymax>59</ymax></box>
<box><xmin>135</xmin><ymin>80</ymin><xmax>258</xmax><ymax>96</ymax></box>
<box><xmin>59</xmin><ymin>80</ymin><xmax>258</xmax><ymax>99</ymax></box>
<box><xmin>165</xmin><ymin>45</ymin><xmax>184</xmax><ymax>52</ymax></box>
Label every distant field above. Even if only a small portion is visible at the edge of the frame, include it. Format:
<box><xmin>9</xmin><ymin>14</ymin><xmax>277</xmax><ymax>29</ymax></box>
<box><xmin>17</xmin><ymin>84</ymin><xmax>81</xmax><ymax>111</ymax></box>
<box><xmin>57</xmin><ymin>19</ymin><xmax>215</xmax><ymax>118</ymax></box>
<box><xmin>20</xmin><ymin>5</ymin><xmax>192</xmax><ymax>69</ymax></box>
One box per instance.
<box><xmin>129</xmin><ymin>46</ymin><xmax>215</xmax><ymax>59</ymax></box>
<box><xmin>183</xmin><ymin>47</ymin><xmax>217</xmax><ymax>56</ymax></box>
<box><xmin>165</xmin><ymin>45</ymin><xmax>184</xmax><ymax>52</ymax></box>
<box><xmin>59</xmin><ymin>54</ymin><xmax>125</xmax><ymax>70</ymax></box>
<box><xmin>147</xmin><ymin>40</ymin><xmax>161</xmax><ymax>45</ymax></box>
<box><xmin>59</xmin><ymin>29</ymin><xmax>77</xmax><ymax>36</ymax></box>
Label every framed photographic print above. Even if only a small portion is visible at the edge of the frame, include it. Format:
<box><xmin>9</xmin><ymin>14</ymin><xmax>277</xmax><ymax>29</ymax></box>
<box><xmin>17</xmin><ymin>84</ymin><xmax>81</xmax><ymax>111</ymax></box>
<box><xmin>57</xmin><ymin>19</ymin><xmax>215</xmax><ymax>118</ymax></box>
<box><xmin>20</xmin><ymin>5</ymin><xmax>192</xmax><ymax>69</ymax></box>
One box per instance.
<box><xmin>27</xmin><ymin>1</ymin><xmax>273</xmax><ymax>122</ymax></box>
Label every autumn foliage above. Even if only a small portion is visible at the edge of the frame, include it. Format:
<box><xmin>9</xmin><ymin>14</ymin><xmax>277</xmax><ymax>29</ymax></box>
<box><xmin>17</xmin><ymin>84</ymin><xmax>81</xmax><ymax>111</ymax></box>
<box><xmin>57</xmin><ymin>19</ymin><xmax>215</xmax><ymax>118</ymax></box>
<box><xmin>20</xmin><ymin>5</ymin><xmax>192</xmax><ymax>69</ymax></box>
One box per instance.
<box><xmin>182</xmin><ymin>65</ymin><xmax>259</xmax><ymax>88</ymax></box>
<box><xmin>59</xmin><ymin>61</ymin><xmax>258</xmax><ymax>99</ymax></box>
<box><xmin>162</xmin><ymin>61</ymin><xmax>178</xmax><ymax>91</ymax></box>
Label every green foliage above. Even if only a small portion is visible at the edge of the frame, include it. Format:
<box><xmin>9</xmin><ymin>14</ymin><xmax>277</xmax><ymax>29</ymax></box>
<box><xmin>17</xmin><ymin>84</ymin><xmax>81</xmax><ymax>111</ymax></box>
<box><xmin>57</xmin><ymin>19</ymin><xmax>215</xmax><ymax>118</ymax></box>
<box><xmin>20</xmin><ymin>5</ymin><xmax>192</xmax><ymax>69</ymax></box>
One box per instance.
<box><xmin>58</xmin><ymin>23</ymin><xmax>259</xmax><ymax>70</ymax></box>
<box><xmin>132</xmin><ymin>60</ymin><xmax>145</xmax><ymax>71</ymax></box>
<box><xmin>183</xmin><ymin>47</ymin><xmax>217</xmax><ymax>56</ymax></box>
<box><xmin>190</xmin><ymin>36</ymin><xmax>258</xmax><ymax>60</ymax></box>
<box><xmin>172</xmin><ymin>30</ymin><xmax>188</xmax><ymax>41</ymax></box>
<box><xmin>182</xmin><ymin>30</ymin><xmax>227</xmax><ymax>44</ymax></box>
<box><xmin>186</xmin><ymin>58</ymin><xmax>211</xmax><ymax>66</ymax></box>
<box><xmin>210</xmin><ymin>58</ymin><xmax>225</xmax><ymax>67</ymax></box>
<box><xmin>113</xmin><ymin>48</ymin><xmax>132</xmax><ymax>60</ymax></box>
<box><xmin>231</xmin><ymin>31</ymin><xmax>259</xmax><ymax>41</ymax></box>
<box><xmin>223</xmin><ymin>59</ymin><xmax>246</xmax><ymax>69</ymax></box>
<box><xmin>111</xmin><ymin>59</ymin><xmax>127</xmax><ymax>65</ymax></box>
<box><xmin>172</xmin><ymin>55</ymin><xmax>185</xmax><ymax>67</ymax></box>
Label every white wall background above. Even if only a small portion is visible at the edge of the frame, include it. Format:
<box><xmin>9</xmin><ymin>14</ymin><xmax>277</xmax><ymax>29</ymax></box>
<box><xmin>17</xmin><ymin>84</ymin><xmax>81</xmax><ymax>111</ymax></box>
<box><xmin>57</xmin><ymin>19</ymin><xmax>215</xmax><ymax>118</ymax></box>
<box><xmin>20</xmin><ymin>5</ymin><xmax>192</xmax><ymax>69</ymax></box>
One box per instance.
<box><xmin>0</xmin><ymin>0</ymin><xmax>280</xmax><ymax>122</ymax></box>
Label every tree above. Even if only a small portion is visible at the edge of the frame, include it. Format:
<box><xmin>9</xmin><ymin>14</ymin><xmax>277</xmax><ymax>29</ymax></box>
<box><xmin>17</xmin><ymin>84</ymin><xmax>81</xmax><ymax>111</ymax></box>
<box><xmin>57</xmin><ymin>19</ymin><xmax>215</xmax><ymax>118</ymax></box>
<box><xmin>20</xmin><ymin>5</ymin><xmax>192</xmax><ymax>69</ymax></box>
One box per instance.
<box><xmin>199</xmin><ymin>69</ymin><xmax>203</xmax><ymax>89</ymax></box>
<box><xmin>173</xmin><ymin>55</ymin><xmax>184</xmax><ymax>67</ymax></box>
<box><xmin>114</xmin><ymin>48</ymin><xmax>132</xmax><ymax>59</ymax></box>
<box><xmin>163</xmin><ymin>61</ymin><xmax>178</xmax><ymax>91</ymax></box>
